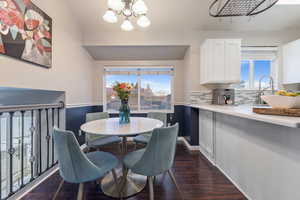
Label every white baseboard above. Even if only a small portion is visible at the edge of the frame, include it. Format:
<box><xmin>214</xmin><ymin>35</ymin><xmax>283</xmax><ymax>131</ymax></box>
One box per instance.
<box><xmin>12</xmin><ymin>166</ymin><xmax>59</xmax><ymax>200</ymax></box>
<box><xmin>198</xmin><ymin>146</ymin><xmax>216</xmax><ymax>166</ymax></box>
<box><xmin>177</xmin><ymin>137</ymin><xmax>251</xmax><ymax>200</ymax></box>
<box><xmin>178</xmin><ymin>137</ymin><xmax>199</xmax><ymax>151</ymax></box>
<box><xmin>215</xmin><ymin>165</ymin><xmax>252</xmax><ymax>200</ymax></box>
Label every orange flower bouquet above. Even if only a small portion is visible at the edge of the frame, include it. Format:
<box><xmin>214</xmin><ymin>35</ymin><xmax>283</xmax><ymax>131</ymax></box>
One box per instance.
<box><xmin>113</xmin><ymin>82</ymin><xmax>134</xmax><ymax>124</ymax></box>
<box><xmin>113</xmin><ymin>82</ymin><xmax>134</xmax><ymax>101</ymax></box>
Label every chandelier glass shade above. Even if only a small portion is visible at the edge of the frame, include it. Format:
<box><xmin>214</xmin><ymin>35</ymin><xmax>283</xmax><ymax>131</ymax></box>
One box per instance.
<box><xmin>103</xmin><ymin>0</ymin><xmax>150</xmax><ymax>31</ymax></box>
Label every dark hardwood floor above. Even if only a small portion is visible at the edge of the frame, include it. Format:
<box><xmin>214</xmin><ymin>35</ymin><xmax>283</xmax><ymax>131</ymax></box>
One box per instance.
<box><xmin>21</xmin><ymin>143</ymin><xmax>247</xmax><ymax>200</ymax></box>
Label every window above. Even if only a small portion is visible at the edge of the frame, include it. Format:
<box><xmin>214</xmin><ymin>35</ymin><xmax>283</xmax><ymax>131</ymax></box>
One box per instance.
<box><xmin>104</xmin><ymin>67</ymin><xmax>174</xmax><ymax>112</ymax></box>
<box><xmin>239</xmin><ymin>48</ymin><xmax>278</xmax><ymax>89</ymax></box>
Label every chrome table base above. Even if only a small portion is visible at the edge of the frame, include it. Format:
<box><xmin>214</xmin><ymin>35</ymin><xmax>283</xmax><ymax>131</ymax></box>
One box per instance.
<box><xmin>101</xmin><ymin>169</ymin><xmax>147</xmax><ymax>198</ymax></box>
<box><xmin>101</xmin><ymin>137</ymin><xmax>147</xmax><ymax>198</ymax></box>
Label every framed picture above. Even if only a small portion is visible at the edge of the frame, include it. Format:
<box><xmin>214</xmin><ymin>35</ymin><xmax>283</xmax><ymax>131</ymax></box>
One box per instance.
<box><xmin>0</xmin><ymin>0</ymin><xmax>52</xmax><ymax>68</ymax></box>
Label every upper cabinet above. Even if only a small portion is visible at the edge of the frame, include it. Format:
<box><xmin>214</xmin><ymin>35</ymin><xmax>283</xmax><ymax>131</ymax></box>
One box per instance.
<box><xmin>200</xmin><ymin>39</ymin><xmax>241</xmax><ymax>84</ymax></box>
<box><xmin>282</xmin><ymin>39</ymin><xmax>300</xmax><ymax>84</ymax></box>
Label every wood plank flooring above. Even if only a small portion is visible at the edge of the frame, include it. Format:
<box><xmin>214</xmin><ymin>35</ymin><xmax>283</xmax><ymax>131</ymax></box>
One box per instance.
<box><xmin>21</xmin><ymin>143</ymin><xmax>247</xmax><ymax>200</ymax></box>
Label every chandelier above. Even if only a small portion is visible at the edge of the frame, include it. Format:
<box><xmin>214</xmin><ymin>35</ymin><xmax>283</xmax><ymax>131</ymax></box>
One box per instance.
<box><xmin>103</xmin><ymin>0</ymin><xmax>150</xmax><ymax>31</ymax></box>
<box><xmin>209</xmin><ymin>0</ymin><xmax>279</xmax><ymax>17</ymax></box>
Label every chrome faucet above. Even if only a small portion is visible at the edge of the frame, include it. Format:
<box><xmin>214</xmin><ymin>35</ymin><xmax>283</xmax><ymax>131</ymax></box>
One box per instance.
<box><xmin>255</xmin><ymin>75</ymin><xmax>275</xmax><ymax>105</ymax></box>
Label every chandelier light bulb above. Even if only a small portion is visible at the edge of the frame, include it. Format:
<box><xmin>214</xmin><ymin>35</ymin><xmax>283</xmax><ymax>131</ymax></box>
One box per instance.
<box><xmin>132</xmin><ymin>0</ymin><xmax>148</xmax><ymax>15</ymax></box>
<box><xmin>121</xmin><ymin>19</ymin><xmax>134</xmax><ymax>31</ymax></box>
<box><xmin>123</xmin><ymin>8</ymin><xmax>132</xmax><ymax>16</ymax></box>
<box><xmin>137</xmin><ymin>15</ymin><xmax>151</xmax><ymax>28</ymax></box>
<box><xmin>103</xmin><ymin>10</ymin><xmax>118</xmax><ymax>23</ymax></box>
<box><xmin>108</xmin><ymin>0</ymin><xmax>125</xmax><ymax>11</ymax></box>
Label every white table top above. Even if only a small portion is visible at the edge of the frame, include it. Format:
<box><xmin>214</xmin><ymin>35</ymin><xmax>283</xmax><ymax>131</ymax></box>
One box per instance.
<box><xmin>80</xmin><ymin>117</ymin><xmax>164</xmax><ymax>137</ymax></box>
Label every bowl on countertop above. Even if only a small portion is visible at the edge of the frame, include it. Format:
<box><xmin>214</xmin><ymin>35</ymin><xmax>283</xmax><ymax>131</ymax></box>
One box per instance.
<box><xmin>261</xmin><ymin>95</ymin><xmax>300</xmax><ymax>109</ymax></box>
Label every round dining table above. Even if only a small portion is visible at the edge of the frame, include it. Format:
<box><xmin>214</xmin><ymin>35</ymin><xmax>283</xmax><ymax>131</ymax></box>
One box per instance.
<box><xmin>80</xmin><ymin>117</ymin><xmax>163</xmax><ymax>198</ymax></box>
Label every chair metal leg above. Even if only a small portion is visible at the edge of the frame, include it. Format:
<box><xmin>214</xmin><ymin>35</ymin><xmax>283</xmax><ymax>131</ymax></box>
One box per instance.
<box><xmin>77</xmin><ymin>183</ymin><xmax>84</xmax><ymax>200</ymax></box>
<box><xmin>111</xmin><ymin>169</ymin><xmax>122</xmax><ymax>198</ymax></box>
<box><xmin>52</xmin><ymin>179</ymin><xmax>64</xmax><ymax>200</ymax></box>
<box><xmin>118</xmin><ymin>141</ymin><xmax>123</xmax><ymax>153</ymax></box>
<box><xmin>133</xmin><ymin>141</ymin><xmax>137</xmax><ymax>150</ymax></box>
<box><xmin>148</xmin><ymin>176</ymin><xmax>154</xmax><ymax>200</ymax></box>
<box><xmin>168</xmin><ymin>170</ymin><xmax>184</xmax><ymax>200</ymax></box>
<box><xmin>153</xmin><ymin>176</ymin><xmax>156</xmax><ymax>184</ymax></box>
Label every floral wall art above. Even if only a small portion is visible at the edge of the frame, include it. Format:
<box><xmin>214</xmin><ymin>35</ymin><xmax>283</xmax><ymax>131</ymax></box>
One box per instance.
<box><xmin>0</xmin><ymin>0</ymin><xmax>52</xmax><ymax>68</ymax></box>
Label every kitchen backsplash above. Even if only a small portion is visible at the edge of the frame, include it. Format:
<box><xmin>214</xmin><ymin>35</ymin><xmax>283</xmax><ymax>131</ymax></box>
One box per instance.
<box><xmin>189</xmin><ymin>90</ymin><xmax>273</xmax><ymax>105</ymax></box>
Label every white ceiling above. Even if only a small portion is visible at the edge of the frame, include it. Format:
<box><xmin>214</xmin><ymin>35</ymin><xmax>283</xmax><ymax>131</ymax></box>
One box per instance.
<box><xmin>67</xmin><ymin>0</ymin><xmax>300</xmax><ymax>32</ymax></box>
<box><xmin>84</xmin><ymin>45</ymin><xmax>189</xmax><ymax>60</ymax></box>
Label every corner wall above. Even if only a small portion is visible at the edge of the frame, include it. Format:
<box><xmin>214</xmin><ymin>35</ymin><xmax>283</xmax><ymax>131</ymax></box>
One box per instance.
<box><xmin>0</xmin><ymin>0</ymin><xmax>97</xmax><ymax>106</ymax></box>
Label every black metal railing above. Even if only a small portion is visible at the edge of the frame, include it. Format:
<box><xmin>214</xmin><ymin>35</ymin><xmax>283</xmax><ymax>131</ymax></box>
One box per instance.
<box><xmin>0</xmin><ymin>102</ymin><xmax>64</xmax><ymax>199</ymax></box>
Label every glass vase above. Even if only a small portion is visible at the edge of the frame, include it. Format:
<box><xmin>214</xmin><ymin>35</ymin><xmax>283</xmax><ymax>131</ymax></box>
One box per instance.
<box><xmin>119</xmin><ymin>99</ymin><xmax>130</xmax><ymax>124</ymax></box>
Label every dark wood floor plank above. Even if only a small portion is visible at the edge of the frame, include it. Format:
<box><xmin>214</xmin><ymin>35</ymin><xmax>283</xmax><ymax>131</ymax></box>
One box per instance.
<box><xmin>21</xmin><ymin>144</ymin><xmax>247</xmax><ymax>200</ymax></box>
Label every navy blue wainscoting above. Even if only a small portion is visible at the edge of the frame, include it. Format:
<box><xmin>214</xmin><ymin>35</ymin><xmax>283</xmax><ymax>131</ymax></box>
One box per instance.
<box><xmin>65</xmin><ymin>105</ymin><xmax>197</xmax><ymax>146</ymax></box>
<box><xmin>66</xmin><ymin>105</ymin><xmax>103</xmax><ymax>145</ymax></box>
<box><xmin>183</xmin><ymin>106</ymin><xmax>199</xmax><ymax>146</ymax></box>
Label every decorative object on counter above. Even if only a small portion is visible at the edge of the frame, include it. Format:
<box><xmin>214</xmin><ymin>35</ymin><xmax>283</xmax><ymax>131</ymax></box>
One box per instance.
<box><xmin>113</xmin><ymin>82</ymin><xmax>134</xmax><ymax>124</ymax></box>
<box><xmin>102</xmin><ymin>0</ymin><xmax>151</xmax><ymax>31</ymax></box>
<box><xmin>190</xmin><ymin>89</ymin><xmax>274</xmax><ymax>106</ymax></box>
<box><xmin>253</xmin><ymin>107</ymin><xmax>300</xmax><ymax>117</ymax></box>
<box><xmin>209</xmin><ymin>0</ymin><xmax>279</xmax><ymax>17</ymax></box>
<box><xmin>212</xmin><ymin>89</ymin><xmax>235</xmax><ymax>105</ymax></box>
<box><xmin>0</xmin><ymin>0</ymin><xmax>52</xmax><ymax>68</ymax></box>
<box><xmin>261</xmin><ymin>95</ymin><xmax>300</xmax><ymax>109</ymax></box>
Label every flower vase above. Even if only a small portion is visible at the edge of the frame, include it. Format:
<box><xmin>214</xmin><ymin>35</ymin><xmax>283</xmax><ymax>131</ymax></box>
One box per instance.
<box><xmin>119</xmin><ymin>99</ymin><xmax>130</xmax><ymax>124</ymax></box>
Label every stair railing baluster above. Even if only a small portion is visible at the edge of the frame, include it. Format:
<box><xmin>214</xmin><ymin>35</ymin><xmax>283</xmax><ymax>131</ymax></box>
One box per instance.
<box><xmin>0</xmin><ymin>102</ymin><xmax>64</xmax><ymax>199</ymax></box>
<box><xmin>46</xmin><ymin>109</ymin><xmax>50</xmax><ymax>170</ymax></box>
<box><xmin>21</xmin><ymin>111</ymin><xmax>25</xmax><ymax>187</ymax></box>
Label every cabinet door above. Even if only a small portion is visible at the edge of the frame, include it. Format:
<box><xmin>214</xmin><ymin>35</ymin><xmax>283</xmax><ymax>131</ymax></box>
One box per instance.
<box><xmin>199</xmin><ymin>110</ymin><xmax>214</xmax><ymax>157</ymax></box>
<box><xmin>283</xmin><ymin>39</ymin><xmax>300</xmax><ymax>84</ymax></box>
<box><xmin>225</xmin><ymin>39</ymin><xmax>241</xmax><ymax>83</ymax></box>
<box><xmin>200</xmin><ymin>44</ymin><xmax>207</xmax><ymax>84</ymax></box>
<box><xmin>211</xmin><ymin>40</ymin><xmax>225</xmax><ymax>82</ymax></box>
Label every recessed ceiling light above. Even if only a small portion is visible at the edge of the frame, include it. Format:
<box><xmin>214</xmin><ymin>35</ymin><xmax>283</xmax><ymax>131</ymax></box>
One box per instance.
<box><xmin>277</xmin><ymin>0</ymin><xmax>300</xmax><ymax>5</ymax></box>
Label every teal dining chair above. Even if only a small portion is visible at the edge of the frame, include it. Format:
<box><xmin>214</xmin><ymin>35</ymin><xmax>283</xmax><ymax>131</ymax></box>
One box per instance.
<box><xmin>85</xmin><ymin>112</ymin><xmax>121</xmax><ymax>151</ymax></box>
<box><xmin>133</xmin><ymin>112</ymin><xmax>167</xmax><ymax>145</ymax></box>
<box><xmin>52</xmin><ymin>128</ymin><xmax>120</xmax><ymax>200</ymax></box>
<box><xmin>123</xmin><ymin>123</ymin><xmax>183</xmax><ymax>200</ymax></box>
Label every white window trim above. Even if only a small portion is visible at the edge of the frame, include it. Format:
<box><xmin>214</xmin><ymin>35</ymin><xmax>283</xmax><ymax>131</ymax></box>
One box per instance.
<box><xmin>103</xmin><ymin>66</ymin><xmax>175</xmax><ymax>114</ymax></box>
<box><xmin>241</xmin><ymin>47</ymin><xmax>279</xmax><ymax>90</ymax></box>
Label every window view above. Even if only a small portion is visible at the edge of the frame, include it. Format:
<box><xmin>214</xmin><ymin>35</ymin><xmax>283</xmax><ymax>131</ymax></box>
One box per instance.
<box><xmin>140</xmin><ymin>74</ymin><xmax>172</xmax><ymax>110</ymax></box>
<box><xmin>104</xmin><ymin>67</ymin><xmax>173</xmax><ymax>112</ymax></box>
<box><xmin>253</xmin><ymin>60</ymin><xmax>271</xmax><ymax>88</ymax></box>
<box><xmin>240</xmin><ymin>60</ymin><xmax>272</xmax><ymax>89</ymax></box>
<box><xmin>240</xmin><ymin>60</ymin><xmax>250</xmax><ymax>88</ymax></box>
<box><xmin>106</xmin><ymin>74</ymin><xmax>138</xmax><ymax>111</ymax></box>
<box><xmin>1</xmin><ymin>113</ymin><xmax>34</xmax><ymax>197</ymax></box>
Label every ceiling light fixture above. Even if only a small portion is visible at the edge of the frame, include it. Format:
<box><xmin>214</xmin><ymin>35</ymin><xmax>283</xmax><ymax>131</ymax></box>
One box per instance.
<box><xmin>209</xmin><ymin>0</ymin><xmax>279</xmax><ymax>17</ymax></box>
<box><xmin>103</xmin><ymin>0</ymin><xmax>150</xmax><ymax>31</ymax></box>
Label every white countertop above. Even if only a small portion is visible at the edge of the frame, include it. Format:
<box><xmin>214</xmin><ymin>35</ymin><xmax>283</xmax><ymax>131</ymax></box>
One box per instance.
<box><xmin>189</xmin><ymin>104</ymin><xmax>300</xmax><ymax>128</ymax></box>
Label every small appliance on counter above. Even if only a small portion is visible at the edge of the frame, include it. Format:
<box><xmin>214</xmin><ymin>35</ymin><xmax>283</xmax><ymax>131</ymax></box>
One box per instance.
<box><xmin>212</xmin><ymin>89</ymin><xmax>235</xmax><ymax>105</ymax></box>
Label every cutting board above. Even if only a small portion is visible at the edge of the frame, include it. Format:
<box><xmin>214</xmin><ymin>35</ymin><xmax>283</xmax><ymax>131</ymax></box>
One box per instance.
<box><xmin>253</xmin><ymin>107</ymin><xmax>300</xmax><ymax>117</ymax></box>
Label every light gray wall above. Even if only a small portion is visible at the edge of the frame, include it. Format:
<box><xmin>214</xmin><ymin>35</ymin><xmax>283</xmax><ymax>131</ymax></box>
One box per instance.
<box><xmin>0</xmin><ymin>0</ymin><xmax>97</xmax><ymax>106</ymax></box>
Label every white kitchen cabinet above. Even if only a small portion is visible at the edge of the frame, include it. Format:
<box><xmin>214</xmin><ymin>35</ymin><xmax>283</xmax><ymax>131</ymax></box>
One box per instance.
<box><xmin>199</xmin><ymin>109</ymin><xmax>215</xmax><ymax>163</ymax></box>
<box><xmin>283</xmin><ymin>39</ymin><xmax>300</xmax><ymax>84</ymax></box>
<box><xmin>200</xmin><ymin>39</ymin><xmax>241</xmax><ymax>84</ymax></box>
